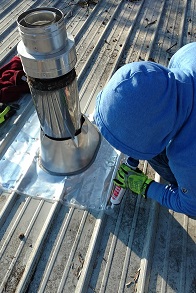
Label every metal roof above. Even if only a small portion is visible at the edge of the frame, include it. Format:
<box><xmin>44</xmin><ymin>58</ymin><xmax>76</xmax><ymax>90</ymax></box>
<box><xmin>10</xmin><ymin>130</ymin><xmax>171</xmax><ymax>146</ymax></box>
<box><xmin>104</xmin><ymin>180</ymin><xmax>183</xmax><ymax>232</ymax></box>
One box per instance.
<box><xmin>0</xmin><ymin>0</ymin><xmax>196</xmax><ymax>292</ymax></box>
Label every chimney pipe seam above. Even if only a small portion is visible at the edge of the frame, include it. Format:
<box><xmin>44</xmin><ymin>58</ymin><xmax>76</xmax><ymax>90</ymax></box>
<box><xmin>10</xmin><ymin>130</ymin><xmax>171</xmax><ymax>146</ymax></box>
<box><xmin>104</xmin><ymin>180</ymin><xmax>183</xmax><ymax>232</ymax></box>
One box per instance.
<box><xmin>27</xmin><ymin>68</ymin><xmax>76</xmax><ymax>91</ymax></box>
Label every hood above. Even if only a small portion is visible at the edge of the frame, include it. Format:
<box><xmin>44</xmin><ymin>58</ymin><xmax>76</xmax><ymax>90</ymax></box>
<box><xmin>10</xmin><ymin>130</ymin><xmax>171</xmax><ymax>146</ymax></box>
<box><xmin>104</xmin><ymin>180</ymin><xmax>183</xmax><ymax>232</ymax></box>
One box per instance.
<box><xmin>94</xmin><ymin>61</ymin><xmax>187</xmax><ymax>159</ymax></box>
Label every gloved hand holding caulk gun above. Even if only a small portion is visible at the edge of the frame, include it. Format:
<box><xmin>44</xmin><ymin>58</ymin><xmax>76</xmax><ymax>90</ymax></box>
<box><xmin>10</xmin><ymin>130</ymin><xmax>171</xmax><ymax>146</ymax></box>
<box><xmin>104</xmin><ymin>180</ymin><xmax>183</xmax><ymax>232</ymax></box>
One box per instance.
<box><xmin>111</xmin><ymin>157</ymin><xmax>153</xmax><ymax>207</ymax></box>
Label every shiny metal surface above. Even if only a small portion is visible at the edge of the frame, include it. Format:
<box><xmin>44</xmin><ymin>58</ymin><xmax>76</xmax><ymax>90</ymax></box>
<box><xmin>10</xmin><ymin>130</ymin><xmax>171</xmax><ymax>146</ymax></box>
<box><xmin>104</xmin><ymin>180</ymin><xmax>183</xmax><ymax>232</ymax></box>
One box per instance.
<box><xmin>1</xmin><ymin>1</ymin><xmax>196</xmax><ymax>292</ymax></box>
<box><xmin>17</xmin><ymin>7</ymin><xmax>76</xmax><ymax>78</ymax></box>
<box><xmin>24</xmin><ymin>11</ymin><xmax>56</xmax><ymax>27</ymax></box>
<box><xmin>40</xmin><ymin>116</ymin><xmax>101</xmax><ymax>175</ymax></box>
<box><xmin>29</xmin><ymin>75</ymin><xmax>81</xmax><ymax>139</ymax></box>
<box><xmin>17</xmin><ymin>7</ymin><xmax>66</xmax><ymax>55</ymax></box>
<box><xmin>17</xmin><ymin>7</ymin><xmax>100</xmax><ymax>175</ymax></box>
<box><xmin>17</xmin><ymin>34</ymin><xmax>77</xmax><ymax>78</ymax></box>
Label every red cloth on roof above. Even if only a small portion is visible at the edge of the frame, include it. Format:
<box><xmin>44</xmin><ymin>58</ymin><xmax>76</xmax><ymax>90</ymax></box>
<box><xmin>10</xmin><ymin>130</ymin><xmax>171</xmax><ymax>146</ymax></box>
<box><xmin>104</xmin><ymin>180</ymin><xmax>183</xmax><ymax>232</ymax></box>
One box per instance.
<box><xmin>0</xmin><ymin>55</ymin><xmax>30</xmax><ymax>103</ymax></box>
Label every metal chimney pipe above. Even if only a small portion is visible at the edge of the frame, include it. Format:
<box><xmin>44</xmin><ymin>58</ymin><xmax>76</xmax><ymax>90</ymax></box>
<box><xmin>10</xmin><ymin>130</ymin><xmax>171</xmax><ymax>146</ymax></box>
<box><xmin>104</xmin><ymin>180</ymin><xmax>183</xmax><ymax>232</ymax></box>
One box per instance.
<box><xmin>17</xmin><ymin>7</ymin><xmax>100</xmax><ymax>175</ymax></box>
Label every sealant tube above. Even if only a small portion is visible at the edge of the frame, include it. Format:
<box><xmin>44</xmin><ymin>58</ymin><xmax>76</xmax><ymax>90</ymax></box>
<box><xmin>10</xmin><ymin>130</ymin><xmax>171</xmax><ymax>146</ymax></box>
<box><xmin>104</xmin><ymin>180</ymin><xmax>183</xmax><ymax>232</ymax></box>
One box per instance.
<box><xmin>111</xmin><ymin>185</ymin><xmax>126</xmax><ymax>206</ymax></box>
<box><xmin>111</xmin><ymin>157</ymin><xmax>139</xmax><ymax>208</ymax></box>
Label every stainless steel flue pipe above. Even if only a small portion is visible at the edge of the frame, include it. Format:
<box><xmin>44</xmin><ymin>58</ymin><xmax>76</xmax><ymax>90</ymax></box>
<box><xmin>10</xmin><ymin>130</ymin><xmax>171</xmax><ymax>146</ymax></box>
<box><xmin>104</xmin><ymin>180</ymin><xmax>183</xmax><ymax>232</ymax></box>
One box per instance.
<box><xmin>17</xmin><ymin>7</ymin><xmax>100</xmax><ymax>175</ymax></box>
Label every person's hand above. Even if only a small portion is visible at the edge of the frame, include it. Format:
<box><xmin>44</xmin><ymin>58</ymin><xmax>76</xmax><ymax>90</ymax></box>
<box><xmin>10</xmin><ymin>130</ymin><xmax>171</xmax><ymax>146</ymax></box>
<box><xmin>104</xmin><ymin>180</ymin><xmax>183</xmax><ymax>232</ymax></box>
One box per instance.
<box><xmin>113</xmin><ymin>163</ymin><xmax>153</xmax><ymax>198</ymax></box>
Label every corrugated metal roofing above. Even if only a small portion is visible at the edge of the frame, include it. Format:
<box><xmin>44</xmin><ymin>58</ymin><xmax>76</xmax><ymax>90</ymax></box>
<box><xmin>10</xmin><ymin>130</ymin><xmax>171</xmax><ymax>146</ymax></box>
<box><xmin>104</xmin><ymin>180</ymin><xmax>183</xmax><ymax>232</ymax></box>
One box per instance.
<box><xmin>0</xmin><ymin>0</ymin><xmax>196</xmax><ymax>292</ymax></box>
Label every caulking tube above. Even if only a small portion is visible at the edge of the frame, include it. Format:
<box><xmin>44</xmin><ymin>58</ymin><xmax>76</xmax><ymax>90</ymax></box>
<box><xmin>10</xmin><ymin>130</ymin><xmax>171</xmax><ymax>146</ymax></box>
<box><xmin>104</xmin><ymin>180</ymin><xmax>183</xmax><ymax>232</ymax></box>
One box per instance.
<box><xmin>111</xmin><ymin>157</ymin><xmax>139</xmax><ymax>208</ymax></box>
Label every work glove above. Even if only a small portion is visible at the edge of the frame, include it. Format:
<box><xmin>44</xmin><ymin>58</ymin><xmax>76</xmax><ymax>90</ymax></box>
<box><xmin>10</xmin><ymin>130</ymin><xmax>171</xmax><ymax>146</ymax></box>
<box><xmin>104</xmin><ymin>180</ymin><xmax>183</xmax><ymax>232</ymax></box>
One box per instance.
<box><xmin>0</xmin><ymin>103</ymin><xmax>18</xmax><ymax>124</ymax></box>
<box><xmin>113</xmin><ymin>163</ymin><xmax>153</xmax><ymax>198</ymax></box>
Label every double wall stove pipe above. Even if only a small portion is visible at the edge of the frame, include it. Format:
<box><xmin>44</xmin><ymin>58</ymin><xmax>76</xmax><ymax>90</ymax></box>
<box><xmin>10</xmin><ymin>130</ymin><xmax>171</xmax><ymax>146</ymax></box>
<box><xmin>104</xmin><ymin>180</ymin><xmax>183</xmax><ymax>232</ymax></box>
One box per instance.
<box><xmin>17</xmin><ymin>7</ymin><xmax>100</xmax><ymax>175</ymax></box>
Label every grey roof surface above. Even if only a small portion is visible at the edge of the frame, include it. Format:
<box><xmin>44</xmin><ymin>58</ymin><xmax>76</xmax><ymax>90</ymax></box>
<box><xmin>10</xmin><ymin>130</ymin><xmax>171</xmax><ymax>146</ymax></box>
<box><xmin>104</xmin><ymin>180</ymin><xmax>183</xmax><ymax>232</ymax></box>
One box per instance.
<box><xmin>0</xmin><ymin>0</ymin><xmax>196</xmax><ymax>293</ymax></box>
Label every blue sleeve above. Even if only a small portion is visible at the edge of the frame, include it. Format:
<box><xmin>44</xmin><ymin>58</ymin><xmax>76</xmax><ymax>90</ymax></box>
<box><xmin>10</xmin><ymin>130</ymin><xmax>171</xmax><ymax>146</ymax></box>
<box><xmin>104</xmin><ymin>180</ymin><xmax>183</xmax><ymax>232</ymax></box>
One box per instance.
<box><xmin>168</xmin><ymin>42</ymin><xmax>196</xmax><ymax>75</ymax></box>
<box><xmin>147</xmin><ymin>181</ymin><xmax>196</xmax><ymax>217</ymax></box>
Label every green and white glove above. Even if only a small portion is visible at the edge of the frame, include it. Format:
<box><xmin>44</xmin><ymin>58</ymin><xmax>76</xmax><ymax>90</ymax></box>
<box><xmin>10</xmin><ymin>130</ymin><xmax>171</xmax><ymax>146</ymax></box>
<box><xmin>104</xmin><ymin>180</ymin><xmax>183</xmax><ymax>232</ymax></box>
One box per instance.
<box><xmin>113</xmin><ymin>163</ymin><xmax>153</xmax><ymax>198</ymax></box>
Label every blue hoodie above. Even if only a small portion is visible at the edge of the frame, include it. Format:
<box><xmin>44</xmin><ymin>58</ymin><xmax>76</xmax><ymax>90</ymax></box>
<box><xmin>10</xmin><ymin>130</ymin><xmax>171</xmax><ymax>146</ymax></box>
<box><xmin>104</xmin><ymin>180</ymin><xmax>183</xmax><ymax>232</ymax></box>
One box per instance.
<box><xmin>94</xmin><ymin>42</ymin><xmax>196</xmax><ymax>217</ymax></box>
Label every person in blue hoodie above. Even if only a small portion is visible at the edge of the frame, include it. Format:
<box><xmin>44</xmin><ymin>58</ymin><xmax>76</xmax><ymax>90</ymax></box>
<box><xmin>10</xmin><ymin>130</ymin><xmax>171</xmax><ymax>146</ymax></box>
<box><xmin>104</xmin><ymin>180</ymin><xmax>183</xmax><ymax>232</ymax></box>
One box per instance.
<box><xmin>94</xmin><ymin>42</ymin><xmax>196</xmax><ymax>218</ymax></box>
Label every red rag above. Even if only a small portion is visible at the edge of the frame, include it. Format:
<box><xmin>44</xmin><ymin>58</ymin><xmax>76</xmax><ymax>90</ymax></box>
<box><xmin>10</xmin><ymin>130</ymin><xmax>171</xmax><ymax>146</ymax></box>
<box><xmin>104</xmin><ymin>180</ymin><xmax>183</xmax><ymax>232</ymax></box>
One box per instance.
<box><xmin>0</xmin><ymin>56</ymin><xmax>30</xmax><ymax>103</ymax></box>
